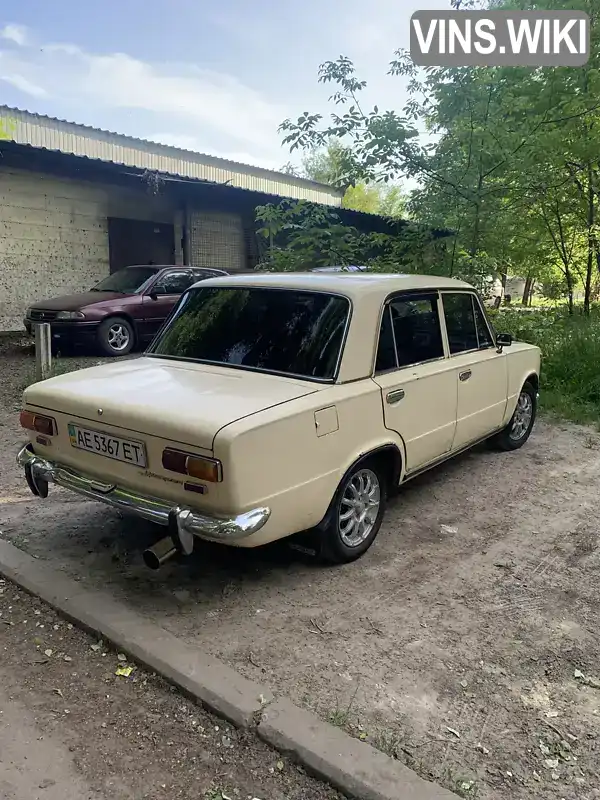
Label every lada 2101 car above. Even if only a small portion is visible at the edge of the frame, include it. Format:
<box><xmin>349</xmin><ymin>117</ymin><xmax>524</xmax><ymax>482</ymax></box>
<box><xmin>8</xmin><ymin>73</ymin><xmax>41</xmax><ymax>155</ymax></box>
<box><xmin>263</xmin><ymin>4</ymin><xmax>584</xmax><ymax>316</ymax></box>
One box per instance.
<box><xmin>17</xmin><ymin>272</ymin><xmax>541</xmax><ymax>567</ymax></box>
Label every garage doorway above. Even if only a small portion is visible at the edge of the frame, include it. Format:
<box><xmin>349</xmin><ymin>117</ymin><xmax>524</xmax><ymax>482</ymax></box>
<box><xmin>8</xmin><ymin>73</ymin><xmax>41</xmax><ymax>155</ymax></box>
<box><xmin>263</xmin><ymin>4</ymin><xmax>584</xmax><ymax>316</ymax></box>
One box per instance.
<box><xmin>108</xmin><ymin>218</ymin><xmax>175</xmax><ymax>273</ymax></box>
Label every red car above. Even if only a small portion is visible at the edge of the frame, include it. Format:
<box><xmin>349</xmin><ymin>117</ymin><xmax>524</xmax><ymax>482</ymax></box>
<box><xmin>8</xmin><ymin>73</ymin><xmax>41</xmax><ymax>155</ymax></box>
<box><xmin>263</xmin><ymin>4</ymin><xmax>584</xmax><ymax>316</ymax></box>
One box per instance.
<box><xmin>24</xmin><ymin>265</ymin><xmax>228</xmax><ymax>357</ymax></box>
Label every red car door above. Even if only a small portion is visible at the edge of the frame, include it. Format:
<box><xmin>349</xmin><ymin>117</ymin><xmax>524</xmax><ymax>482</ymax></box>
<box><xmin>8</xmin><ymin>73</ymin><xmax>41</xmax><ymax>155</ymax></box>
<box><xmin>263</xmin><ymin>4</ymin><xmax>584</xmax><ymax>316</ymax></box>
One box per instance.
<box><xmin>140</xmin><ymin>269</ymin><xmax>194</xmax><ymax>340</ymax></box>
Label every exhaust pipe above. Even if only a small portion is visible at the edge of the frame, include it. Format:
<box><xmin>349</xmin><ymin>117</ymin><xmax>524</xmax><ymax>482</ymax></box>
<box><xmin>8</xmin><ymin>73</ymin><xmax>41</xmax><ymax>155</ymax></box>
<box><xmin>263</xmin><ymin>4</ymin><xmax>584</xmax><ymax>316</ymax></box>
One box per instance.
<box><xmin>143</xmin><ymin>536</ymin><xmax>178</xmax><ymax>570</ymax></box>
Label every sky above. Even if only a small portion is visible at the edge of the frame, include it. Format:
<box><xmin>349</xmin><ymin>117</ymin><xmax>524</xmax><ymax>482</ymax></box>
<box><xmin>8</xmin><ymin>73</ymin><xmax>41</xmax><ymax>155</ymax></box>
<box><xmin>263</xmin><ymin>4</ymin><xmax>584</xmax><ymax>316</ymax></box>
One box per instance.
<box><xmin>0</xmin><ymin>0</ymin><xmax>449</xmax><ymax>173</ymax></box>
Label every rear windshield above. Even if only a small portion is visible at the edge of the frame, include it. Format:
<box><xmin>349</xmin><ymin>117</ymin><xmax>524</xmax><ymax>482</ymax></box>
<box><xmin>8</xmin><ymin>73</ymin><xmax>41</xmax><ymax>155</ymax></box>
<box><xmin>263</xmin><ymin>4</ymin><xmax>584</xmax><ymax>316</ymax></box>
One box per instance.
<box><xmin>148</xmin><ymin>287</ymin><xmax>350</xmax><ymax>381</ymax></box>
<box><xmin>92</xmin><ymin>267</ymin><xmax>157</xmax><ymax>294</ymax></box>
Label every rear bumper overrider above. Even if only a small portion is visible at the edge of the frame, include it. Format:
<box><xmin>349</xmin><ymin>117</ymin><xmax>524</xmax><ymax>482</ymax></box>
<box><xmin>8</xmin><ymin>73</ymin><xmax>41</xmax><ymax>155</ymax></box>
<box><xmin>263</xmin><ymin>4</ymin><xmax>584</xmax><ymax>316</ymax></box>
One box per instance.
<box><xmin>16</xmin><ymin>443</ymin><xmax>270</xmax><ymax>543</ymax></box>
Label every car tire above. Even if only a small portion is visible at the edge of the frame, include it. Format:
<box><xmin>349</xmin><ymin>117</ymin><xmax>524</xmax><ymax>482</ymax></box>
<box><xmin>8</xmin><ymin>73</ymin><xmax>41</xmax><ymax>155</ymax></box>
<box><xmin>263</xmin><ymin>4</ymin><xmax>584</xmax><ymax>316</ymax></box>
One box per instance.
<box><xmin>97</xmin><ymin>317</ymin><xmax>135</xmax><ymax>357</ymax></box>
<box><xmin>491</xmin><ymin>380</ymin><xmax>537</xmax><ymax>451</ymax></box>
<box><xmin>318</xmin><ymin>458</ymin><xmax>387</xmax><ymax>565</ymax></box>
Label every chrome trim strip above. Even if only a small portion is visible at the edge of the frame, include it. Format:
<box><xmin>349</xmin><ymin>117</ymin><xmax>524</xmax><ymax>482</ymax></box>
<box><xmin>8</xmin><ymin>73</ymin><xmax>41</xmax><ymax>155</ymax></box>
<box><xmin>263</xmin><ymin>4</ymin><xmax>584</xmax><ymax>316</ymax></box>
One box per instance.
<box><xmin>16</xmin><ymin>444</ymin><xmax>270</xmax><ymax>543</ymax></box>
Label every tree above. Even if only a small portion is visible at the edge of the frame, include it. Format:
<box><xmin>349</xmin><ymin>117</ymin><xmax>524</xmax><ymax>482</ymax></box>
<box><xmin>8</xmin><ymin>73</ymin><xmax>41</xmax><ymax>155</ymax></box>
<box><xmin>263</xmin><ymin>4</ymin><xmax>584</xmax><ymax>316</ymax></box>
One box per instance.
<box><xmin>301</xmin><ymin>140</ymin><xmax>357</xmax><ymax>186</ymax></box>
<box><xmin>277</xmin><ymin>0</ymin><xmax>600</xmax><ymax>310</ymax></box>
<box><xmin>254</xmin><ymin>198</ymin><xmax>440</xmax><ymax>273</ymax></box>
<box><xmin>301</xmin><ymin>140</ymin><xmax>406</xmax><ymax>217</ymax></box>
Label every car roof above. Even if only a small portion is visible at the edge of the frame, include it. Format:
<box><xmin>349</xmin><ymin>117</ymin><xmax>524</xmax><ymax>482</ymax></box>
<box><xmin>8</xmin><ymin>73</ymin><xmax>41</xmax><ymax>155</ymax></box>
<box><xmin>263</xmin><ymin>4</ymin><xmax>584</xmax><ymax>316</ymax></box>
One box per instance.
<box><xmin>191</xmin><ymin>271</ymin><xmax>474</xmax><ymax>299</ymax></box>
<box><xmin>311</xmin><ymin>265</ymin><xmax>368</xmax><ymax>272</ymax></box>
<box><xmin>123</xmin><ymin>265</ymin><xmax>227</xmax><ymax>272</ymax></box>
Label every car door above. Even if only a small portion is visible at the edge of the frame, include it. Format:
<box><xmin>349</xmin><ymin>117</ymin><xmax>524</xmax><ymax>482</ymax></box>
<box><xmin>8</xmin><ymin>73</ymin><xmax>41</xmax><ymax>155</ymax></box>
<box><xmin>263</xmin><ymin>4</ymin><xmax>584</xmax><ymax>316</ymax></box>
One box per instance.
<box><xmin>372</xmin><ymin>292</ymin><xmax>458</xmax><ymax>474</ymax></box>
<box><xmin>441</xmin><ymin>291</ymin><xmax>508</xmax><ymax>450</ymax></box>
<box><xmin>141</xmin><ymin>269</ymin><xmax>195</xmax><ymax>339</ymax></box>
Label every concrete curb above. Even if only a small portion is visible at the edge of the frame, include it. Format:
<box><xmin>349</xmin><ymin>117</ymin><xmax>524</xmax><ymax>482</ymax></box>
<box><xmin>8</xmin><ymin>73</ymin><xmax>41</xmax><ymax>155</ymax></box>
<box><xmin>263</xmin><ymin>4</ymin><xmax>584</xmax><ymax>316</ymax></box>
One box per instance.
<box><xmin>0</xmin><ymin>539</ymin><xmax>457</xmax><ymax>800</ymax></box>
<box><xmin>0</xmin><ymin>540</ymin><xmax>272</xmax><ymax>727</ymax></box>
<box><xmin>259</xmin><ymin>698</ymin><xmax>456</xmax><ymax>800</ymax></box>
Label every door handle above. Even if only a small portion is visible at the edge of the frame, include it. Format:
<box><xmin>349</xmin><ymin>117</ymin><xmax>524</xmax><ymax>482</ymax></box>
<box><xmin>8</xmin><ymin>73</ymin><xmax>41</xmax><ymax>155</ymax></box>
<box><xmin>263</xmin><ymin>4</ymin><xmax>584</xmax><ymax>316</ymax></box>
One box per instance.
<box><xmin>459</xmin><ymin>370</ymin><xmax>472</xmax><ymax>382</ymax></box>
<box><xmin>386</xmin><ymin>389</ymin><xmax>405</xmax><ymax>404</ymax></box>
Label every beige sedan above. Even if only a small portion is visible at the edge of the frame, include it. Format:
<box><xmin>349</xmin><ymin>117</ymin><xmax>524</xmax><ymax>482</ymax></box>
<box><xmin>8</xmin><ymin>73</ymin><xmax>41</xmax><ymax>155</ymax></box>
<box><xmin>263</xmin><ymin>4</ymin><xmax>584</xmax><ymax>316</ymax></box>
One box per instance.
<box><xmin>17</xmin><ymin>272</ymin><xmax>540</xmax><ymax>567</ymax></box>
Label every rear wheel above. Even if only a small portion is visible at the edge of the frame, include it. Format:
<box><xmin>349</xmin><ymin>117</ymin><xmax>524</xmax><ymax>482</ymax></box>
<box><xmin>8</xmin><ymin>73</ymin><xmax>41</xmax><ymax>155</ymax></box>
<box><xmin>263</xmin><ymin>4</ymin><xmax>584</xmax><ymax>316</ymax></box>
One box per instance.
<box><xmin>319</xmin><ymin>460</ymin><xmax>387</xmax><ymax>564</ymax></box>
<box><xmin>97</xmin><ymin>317</ymin><xmax>134</xmax><ymax>357</ymax></box>
<box><xmin>492</xmin><ymin>380</ymin><xmax>537</xmax><ymax>451</ymax></box>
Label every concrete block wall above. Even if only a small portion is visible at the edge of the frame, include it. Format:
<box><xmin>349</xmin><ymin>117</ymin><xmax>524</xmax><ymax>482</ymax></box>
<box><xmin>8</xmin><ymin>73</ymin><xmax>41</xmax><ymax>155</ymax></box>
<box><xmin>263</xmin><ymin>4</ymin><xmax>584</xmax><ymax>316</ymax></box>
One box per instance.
<box><xmin>188</xmin><ymin>210</ymin><xmax>245</xmax><ymax>272</ymax></box>
<box><xmin>0</xmin><ymin>168</ymin><xmax>177</xmax><ymax>332</ymax></box>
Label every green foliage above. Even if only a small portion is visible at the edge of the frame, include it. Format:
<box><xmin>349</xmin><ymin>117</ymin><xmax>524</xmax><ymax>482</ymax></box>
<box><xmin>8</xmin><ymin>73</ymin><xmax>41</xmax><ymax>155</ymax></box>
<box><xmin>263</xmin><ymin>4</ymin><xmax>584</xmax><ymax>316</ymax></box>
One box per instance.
<box><xmin>301</xmin><ymin>139</ymin><xmax>359</xmax><ymax>188</ymax></box>
<box><xmin>342</xmin><ymin>182</ymin><xmax>405</xmax><ymax>217</ymax></box>
<box><xmin>278</xmin><ymin>0</ymin><xmax>600</xmax><ymax>311</ymax></box>
<box><xmin>255</xmin><ymin>198</ymin><xmax>437</xmax><ymax>273</ymax></box>
<box><xmin>300</xmin><ymin>139</ymin><xmax>406</xmax><ymax>217</ymax></box>
<box><xmin>255</xmin><ymin>199</ymin><xmax>361</xmax><ymax>271</ymax></box>
<box><xmin>492</xmin><ymin>307</ymin><xmax>600</xmax><ymax>425</ymax></box>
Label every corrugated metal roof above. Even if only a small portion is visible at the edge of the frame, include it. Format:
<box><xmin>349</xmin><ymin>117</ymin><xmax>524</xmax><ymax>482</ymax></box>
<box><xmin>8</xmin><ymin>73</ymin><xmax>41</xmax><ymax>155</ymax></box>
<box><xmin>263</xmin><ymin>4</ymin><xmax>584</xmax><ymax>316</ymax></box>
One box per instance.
<box><xmin>0</xmin><ymin>106</ymin><xmax>343</xmax><ymax>206</ymax></box>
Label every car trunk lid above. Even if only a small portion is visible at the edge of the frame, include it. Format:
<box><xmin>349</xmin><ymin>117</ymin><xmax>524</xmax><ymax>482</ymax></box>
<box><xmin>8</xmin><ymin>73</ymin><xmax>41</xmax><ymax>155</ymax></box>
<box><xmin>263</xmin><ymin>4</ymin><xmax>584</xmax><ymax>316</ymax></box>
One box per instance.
<box><xmin>23</xmin><ymin>356</ymin><xmax>319</xmax><ymax>450</ymax></box>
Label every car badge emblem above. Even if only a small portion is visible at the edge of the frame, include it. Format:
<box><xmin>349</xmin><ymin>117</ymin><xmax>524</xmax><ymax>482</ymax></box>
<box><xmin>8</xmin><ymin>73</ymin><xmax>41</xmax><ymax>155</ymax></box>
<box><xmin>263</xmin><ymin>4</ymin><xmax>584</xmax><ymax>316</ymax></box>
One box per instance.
<box><xmin>98</xmin><ymin>408</ymin><xmax>103</xmax><ymax>416</ymax></box>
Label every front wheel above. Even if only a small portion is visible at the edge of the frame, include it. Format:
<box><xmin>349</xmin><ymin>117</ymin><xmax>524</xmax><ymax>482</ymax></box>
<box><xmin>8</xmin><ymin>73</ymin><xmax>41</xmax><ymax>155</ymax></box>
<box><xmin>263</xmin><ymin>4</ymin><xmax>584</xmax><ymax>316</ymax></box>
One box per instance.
<box><xmin>319</xmin><ymin>461</ymin><xmax>387</xmax><ymax>565</ymax></box>
<box><xmin>97</xmin><ymin>317</ymin><xmax>134</xmax><ymax>357</ymax></box>
<box><xmin>492</xmin><ymin>380</ymin><xmax>537</xmax><ymax>451</ymax></box>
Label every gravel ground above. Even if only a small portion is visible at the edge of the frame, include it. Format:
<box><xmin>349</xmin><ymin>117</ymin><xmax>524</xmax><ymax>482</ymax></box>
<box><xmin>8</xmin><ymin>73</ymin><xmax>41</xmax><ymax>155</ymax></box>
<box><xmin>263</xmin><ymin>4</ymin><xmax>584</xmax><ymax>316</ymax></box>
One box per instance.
<box><xmin>0</xmin><ymin>578</ymin><xmax>344</xmax><ymax>800</ymax></box>
<box><xmin>2</xmin><ymin>338</ymin><xmax>600</xmax><ymax>800</ymax></box>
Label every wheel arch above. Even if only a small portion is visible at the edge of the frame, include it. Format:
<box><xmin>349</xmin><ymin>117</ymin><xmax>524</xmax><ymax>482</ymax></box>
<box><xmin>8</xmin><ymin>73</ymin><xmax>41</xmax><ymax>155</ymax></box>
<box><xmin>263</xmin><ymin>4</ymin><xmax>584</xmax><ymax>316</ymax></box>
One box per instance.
<box><xmin>98</xmin><ymin>313</ymin><xmax>138</xmax><ymax>343</ymax></box>
<box><xmin>315</xmin><ymin>442</ymin><xmax>403</xmax><ymax>532</ymax></box>
<box><xmin>525</xmin><ymin>372</ymin><xmax>539</xmax><ymax>393</ymax></box>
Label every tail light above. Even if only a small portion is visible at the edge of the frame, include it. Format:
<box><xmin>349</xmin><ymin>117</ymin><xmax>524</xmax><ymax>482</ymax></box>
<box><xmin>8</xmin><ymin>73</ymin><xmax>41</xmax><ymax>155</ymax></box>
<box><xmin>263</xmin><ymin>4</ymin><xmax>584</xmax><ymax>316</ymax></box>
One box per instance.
<box><xmin>20</xmin><ymin>410</ymin><xmax>56</xmax><ymax>436</ymax></box>
<box><xmin>162</xmin><ymin>448</ymin><xmax>222</xmax><ymax>482</ymax></box>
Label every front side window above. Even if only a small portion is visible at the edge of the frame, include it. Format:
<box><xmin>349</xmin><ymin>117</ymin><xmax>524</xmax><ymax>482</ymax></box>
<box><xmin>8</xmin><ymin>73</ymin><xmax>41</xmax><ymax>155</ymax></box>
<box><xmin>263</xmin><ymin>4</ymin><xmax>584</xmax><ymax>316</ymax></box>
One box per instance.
<box><xmin>91</xmin><ymin>267</ymin><xmax>157</xmax><ymax>294</ymax></box>
<box><xmin>375</xmin><ymin>293</ymin><xmax>444</xmax><ymax>371</ymax></box>
<box><xmin>443</xmin><ymin>292</ymin><xmax>494</xmax><ymax>353</ymax></box>
<box><xmin>149</xmin><ymin>287</ymin><xmax>349</xmax><ymax>381</ymax></box>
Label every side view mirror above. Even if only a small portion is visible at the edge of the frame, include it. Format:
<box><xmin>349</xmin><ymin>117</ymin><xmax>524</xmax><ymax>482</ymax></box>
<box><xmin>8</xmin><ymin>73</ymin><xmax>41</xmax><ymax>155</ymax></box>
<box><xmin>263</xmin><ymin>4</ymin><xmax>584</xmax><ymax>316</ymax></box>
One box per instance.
<box><xmin>149</xmin><ymin>292</ymin><xmax>158</xmax><ymax>301</ymax></box>
<box><xmin>496</xmin><ymin>332</ymin><xmax>513</xmax><ymax>352</ymax></box>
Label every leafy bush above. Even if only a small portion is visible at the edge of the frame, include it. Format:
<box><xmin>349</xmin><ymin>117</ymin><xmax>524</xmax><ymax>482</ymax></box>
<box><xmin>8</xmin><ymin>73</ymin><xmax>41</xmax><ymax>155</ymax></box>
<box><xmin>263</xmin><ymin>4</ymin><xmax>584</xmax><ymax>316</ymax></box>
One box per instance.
<box><xmin>492</xmin><ymin>308</ymin><xmax>600</xmax><ymax>425</ymax></box>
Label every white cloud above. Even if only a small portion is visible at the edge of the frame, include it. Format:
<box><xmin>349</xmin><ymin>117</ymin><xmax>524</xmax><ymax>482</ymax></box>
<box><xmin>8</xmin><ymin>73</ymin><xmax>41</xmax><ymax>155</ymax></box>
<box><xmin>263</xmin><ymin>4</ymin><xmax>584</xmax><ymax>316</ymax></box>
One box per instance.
<box><xmin>0</xmin><ymin>27</ymin><xmax>288</xmax><ymax>164</ymax></box>
<box><xmin>0</xmin><ymin>7</ymin><xmax>449</xmax><ymax>177</ymax></box>
<box><xmin>1</xmin><ymin>72</ymin><xmax>46</xmax><ymax>97</ymax></box>
<box><xmin>1</xmin><ymin>23</ymin><xmax>28</xmax><ymax>46</ymax></box>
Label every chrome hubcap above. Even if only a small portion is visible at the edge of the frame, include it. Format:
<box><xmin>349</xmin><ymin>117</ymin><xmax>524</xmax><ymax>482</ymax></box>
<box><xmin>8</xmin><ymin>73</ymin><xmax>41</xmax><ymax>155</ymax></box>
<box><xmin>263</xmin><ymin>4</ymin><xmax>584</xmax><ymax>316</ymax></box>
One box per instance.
<box><xmin>107</xmin><ymin>324</ymin><xmax>130</xmax><ymax>351</ymax></box>
<box><xmin>510</xmin><ymin>391</ymin><xmax>533</xmax><ymax>441</ymax></box>
<box><xmin>338</xmin><ymin>468</ymin><xmax>381</xmax><ymax>548</ymax></box>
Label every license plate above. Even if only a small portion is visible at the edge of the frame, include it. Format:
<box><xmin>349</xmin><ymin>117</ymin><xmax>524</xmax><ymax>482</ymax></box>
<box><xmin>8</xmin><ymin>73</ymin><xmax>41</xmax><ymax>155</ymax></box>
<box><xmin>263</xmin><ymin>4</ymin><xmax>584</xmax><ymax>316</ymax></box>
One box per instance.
<box><xmin>68</xmin><ymin>424</ymin><xmax>147</xmax><ymax>467</ymax></box>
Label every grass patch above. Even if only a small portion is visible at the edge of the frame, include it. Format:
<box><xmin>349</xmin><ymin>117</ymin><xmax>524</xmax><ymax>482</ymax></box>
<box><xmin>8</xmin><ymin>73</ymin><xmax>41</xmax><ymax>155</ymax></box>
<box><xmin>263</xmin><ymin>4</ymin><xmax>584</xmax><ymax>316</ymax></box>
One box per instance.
<box><xmin>491</xmin><ymin>307</ymin><xmax>600</xmax><ymax>427</ymax></box>
<box><xmin>18</xmin><ymin>356</ymin><xmax>101</xmax><ymax>393</ymax></box>
<box><xmin>372</xmin><ymin>729</ymin><xmax>404</xmax><ymax>760</ymax></box>
<box><xmin>327</xmin><ymin>680</ymin><xmax>361</xmax><ymax>731</ymax></box>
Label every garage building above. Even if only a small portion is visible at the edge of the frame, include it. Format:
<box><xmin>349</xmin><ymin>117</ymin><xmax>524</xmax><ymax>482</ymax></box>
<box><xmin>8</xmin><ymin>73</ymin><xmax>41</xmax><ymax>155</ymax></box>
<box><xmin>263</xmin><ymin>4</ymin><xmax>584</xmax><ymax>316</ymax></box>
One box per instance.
<box><xmin>0</xmin><ymin>106</ymin><xmax>342</xmax><ymax>332</ymax></box>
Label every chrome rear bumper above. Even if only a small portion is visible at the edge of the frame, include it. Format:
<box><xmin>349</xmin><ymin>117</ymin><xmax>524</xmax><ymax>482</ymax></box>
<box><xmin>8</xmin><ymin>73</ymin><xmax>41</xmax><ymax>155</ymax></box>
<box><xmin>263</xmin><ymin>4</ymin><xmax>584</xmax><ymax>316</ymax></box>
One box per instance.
<box><xmin>16</xmin><ymin>444</ymin><xmax>270</xmax><ymax>543</ymax></box>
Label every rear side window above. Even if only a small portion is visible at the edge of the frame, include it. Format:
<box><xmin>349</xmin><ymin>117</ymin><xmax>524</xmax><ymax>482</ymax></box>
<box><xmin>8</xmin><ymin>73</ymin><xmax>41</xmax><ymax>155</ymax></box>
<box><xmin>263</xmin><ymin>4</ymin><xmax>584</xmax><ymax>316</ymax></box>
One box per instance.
<box><xmin>192</xmin><ymin>269</ymin><xmax>224</xmax><ymax>281</ymax></box>
<box><xmin>443</xmin><ymin>293</ymin><xmax>493</xmax><ymax>353</ymax></box>
<box><xmin>155</xmin><ymin>271</ymin><xmax>194</xmax><ymax>295</ymax></box>
<box><xmin>375</xmin><ymin>307</ymin><xmax>397</xmax><ymax>372</ymax></box>
<box><xmin>375</xmin><ymin>293</ymin><xmax>444</xmax><ymax>371</ymax></box>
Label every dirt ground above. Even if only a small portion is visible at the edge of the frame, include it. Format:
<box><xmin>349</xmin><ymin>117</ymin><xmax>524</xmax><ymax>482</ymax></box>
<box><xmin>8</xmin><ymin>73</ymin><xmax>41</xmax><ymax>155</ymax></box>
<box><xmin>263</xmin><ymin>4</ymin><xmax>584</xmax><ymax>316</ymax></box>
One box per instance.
<box><xmin>2</xmin><ymin>338</ymin><xmax>600</xmax><ymax>800</ymax></box>
<box><xmin>0</xmin><ymin>579</ymin><xmax>344</xmax><ymax>800</ymax></box>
